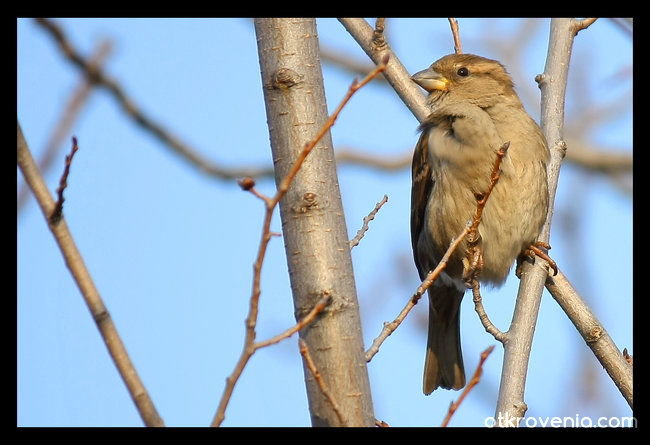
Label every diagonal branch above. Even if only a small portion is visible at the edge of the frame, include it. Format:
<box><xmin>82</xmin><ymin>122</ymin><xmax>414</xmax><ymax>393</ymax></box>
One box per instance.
<box><xmin>364</xmin><ymin>224</ymin><xmax>470</xmax><ymax>363</ymax></box>
<box><xmin>17</xmin><ymin>121</ymin><xmax>164</xmax><ymax>427</ymax></box>
<box><xmin>338</xmin><ymin>18</ymin><xmax>430</xmax><ymax>123</ymax></box>
<box><xmin>545</xmin><ymin>270</ymin><xmax>633</xmax><ymax>408</ymax></box>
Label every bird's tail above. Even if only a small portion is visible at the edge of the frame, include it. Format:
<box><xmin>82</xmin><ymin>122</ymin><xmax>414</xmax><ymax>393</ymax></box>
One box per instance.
<box><xmin>423</xmin><ymin>285</ymin><xmax>466</xmax><ymax>394</ymax></box>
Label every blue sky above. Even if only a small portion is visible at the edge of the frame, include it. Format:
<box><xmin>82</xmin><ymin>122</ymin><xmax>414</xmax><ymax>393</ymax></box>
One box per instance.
<box><xmin>17</xmin><ymin>18</ymin><xmax>632</xmax><ymax>427</ymax></box>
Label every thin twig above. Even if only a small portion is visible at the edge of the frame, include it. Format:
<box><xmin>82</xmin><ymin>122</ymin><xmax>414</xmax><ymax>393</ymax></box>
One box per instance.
<box><xmin>441</xmin><ymin>345</ymin><xmax>495</xmax><ymax>427</ymax></box>
<box><xmin>18</xmin><ymin>39</ymin><xmax>112</xmax><ymax>215</ymax></box>
<box><xmin>254</xmin><ymin>292</ymin><xmax>332</xmax><ymax>349</ymax></box>
<box><xmin>50</xmin><ymin>136</ymin><xmax>79</xmax><ymax>225</ymax></box>
<box><xmin>349</xmin><ymin>195</ymin><xmax>389</xmax><ymax>249</ymax></box>
<box><xmin>448</xmin><ymin>18</ymin><xmax>463</xmax><ymax>54</ymax></box>
<box><xmin>472</xmin><ymin>283</ymin><xmax>506</xmax><ymax>342</ymax></box>
<box><xmin>211</xmin><ymin>58</ymin><xmax>388</xmax><ymax>427</ymax></box>
<box><xmin>299</xmin><ymin>338</ymin><xmax>347</xmax><ymax>425</ymax></box>
<box><xmin>364</xmin><ymin>224</ymin><xmax>471</xmax><ymax>362</ymax></box>
<box><xmin>365</xmin><ymin>140</ymin><xmax>509</xmax><ymax>362</ymax></box>
<box><xmin>463</xmin><ymin>142</ymin><xmax>510</xmax><ymax>284</ymax></box>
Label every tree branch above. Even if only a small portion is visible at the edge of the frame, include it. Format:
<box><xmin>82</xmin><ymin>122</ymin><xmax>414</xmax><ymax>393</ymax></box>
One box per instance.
<box><xmin>50</xmin><ymin>137</ymin><xmax>79</xmax><ymax>225</ymax></box>
<box><xmin>364</xmin><ymin>224</ymin><xmax>471</xmax><ymax>363</ymax></box>
<box><xmin>349</xmin><ymin>195</ymin><xmax>389</xmax><ymax>249</ymax></box>
<box><xmin>545</xmin><ymin>270</ymin><xmax>633</xmax><ymax>408</ymax></box>
<box><xmin>448</xmin><ymin>18</ymin><xmax>463</xmax><ymax>54</ymax></box>
<box><xmin>493</xmin><ymin>17</ymin><xmax>598</xmax><ymax>427</ymax></box>
<box><xmin>17</xmin><ymin>39</ymin><xmax>112</xmax><ymax>215</ymax></box>
<box><xmin>210</xmin><ymin>52</ymin><xmax>387</xmax><ymax>427</ymax></box>
<box><xmin>299</xmin><ymin>338</ymin><xmax>347</xmax><ymax>425</ymax></box>
<box><xmin>244</xmin><ymin>18</ymin><xmax>387</xmax><ymax>427</ymax></box>
<box><xmin>17</xmin><ymin>121</ymin><xmax>164</xmax><ymax>427</ymax></box>
<box><xmin>441</xmin><ymin>345</ymin><xmax>495</xmax><ymax>427</ymax></box>
<box><xmin>338</xmin><ymin>18</ymin><xmax>430</xmax><ymax>123</ymax></box>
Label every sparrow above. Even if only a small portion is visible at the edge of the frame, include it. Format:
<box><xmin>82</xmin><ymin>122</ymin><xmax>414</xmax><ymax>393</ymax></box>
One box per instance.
<box><xmin>410</xmin><ymin>54</ymin><xmax>550</xmax><ymax>394</ymax></box>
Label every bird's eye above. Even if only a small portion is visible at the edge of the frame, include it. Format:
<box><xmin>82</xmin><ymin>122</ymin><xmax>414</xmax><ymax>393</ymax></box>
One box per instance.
<box><xmin>457</xmin><ymin>67</ymin><xmax>469</xmax><ymax>77</ymax></box>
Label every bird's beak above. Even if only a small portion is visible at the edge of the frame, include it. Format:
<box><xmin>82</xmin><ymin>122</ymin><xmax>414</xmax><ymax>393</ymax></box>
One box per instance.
<box><xmin>411</xmin><ymin>67</ymin><xmax>449</xmax><ymax>92</ymax></box>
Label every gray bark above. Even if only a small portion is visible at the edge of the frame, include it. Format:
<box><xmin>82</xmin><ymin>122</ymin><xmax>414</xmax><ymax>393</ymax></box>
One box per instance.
<box><xmin>254</xmin><ymin>18</ymin><xmax>375</xmax><ymax>427</ymax></box>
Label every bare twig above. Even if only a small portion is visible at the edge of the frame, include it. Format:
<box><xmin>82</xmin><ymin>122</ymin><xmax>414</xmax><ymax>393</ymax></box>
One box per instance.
<box><xmin>448</xmin><ymin>18</ymin><xmax>463</xmax><ymax>54</ymax></box>
<box><xmin>349</xmin><ymin>195</ymin><xmax>389</xmax><ymax>249</ymax></box>
<box><xmin>299</xmin><ymin>339</ymin><xmax>347</xmax><ymax>425</ymax></box>
<box><xmin>441</xmin><ymin>345</ymin><xmax>495</xmax><ymax>427</ymax></box>
<box><xmin>365</xmin><ymin>142</ymin><xmax>509</xmax><ymax>362</ymax></box>
<box><xmin>463</xmin><ymin>144</ymin><xmax>511</xmax><ymax>341</ymax></box>
<box><xmin>254</xmin><ymin>292</ymin><xmax>332</xmax><ymax>349</ymax></box>
<box><xmin>365</xmin><ymin>224</ymin><xmax>471</xmax><ymax>362</ymax></box>
<box><xmin>17</xmin><ymin>121</ymin><xmax>164</xmax><ymax>427</ymax></box>
<box><xmin>472</xmin><ymin>283</ymin><xmax>506</xmax><ymax>342</ymax></box>
<box><xmin>211</xmin><ymin>58</ymin><xmax>388</xmax><ymax>427</ymax></box>
<box><xmin>17</xmin><ymin>39</ymin><xmax>112</xmax><ymax>215</ymax></box>
<box><xmin>50</xmin><ymin>136</ymin><xmax>79</xmax><ymax>225</ymax></box>
<box><xmin>463</xmin><ymin>142</ymin><xmax>509</xmax><ymax>285</ymax></box>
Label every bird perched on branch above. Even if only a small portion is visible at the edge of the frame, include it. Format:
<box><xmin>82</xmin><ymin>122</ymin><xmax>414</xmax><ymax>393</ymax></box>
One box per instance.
<box><xmin>410</xmin><ymin>53</ymin><xmax>550</xmax><ymax>394</ymax></box>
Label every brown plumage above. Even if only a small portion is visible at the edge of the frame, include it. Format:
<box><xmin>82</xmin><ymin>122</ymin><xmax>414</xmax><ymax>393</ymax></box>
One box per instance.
<box><xmin>410</xmin><ymin>54</ymin><xmax>550</xmax><ymax>394</ymax></box>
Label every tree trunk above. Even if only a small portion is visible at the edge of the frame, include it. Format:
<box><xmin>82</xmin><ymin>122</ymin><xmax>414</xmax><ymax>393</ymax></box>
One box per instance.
<box><xmin>254</xmin><ymin>18</ymin><xmax>375</xmax><ymax>427</ymax></box>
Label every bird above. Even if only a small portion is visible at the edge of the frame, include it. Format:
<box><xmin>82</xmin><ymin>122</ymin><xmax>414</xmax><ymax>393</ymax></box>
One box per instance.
<box><xmin>410</xmin><ymin>53</ymin><xmax>550</xmax><ymax>394</ymax></box>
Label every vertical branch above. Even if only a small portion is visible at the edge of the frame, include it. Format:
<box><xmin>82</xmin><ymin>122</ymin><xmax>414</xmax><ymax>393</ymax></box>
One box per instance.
<box><xmin>493</xmin><ymin>18</ymin><xmax>598</xmax><ymax>426</ymax></box>
<box><xmin>211</xmin><ymin>60</ymin><xmax>386</xmax><ymax>426</ymax></box>
<box><xmin>253</xmin><ymin>18</ymin><xmax>376</xmax><ymax>427</ymax></box>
